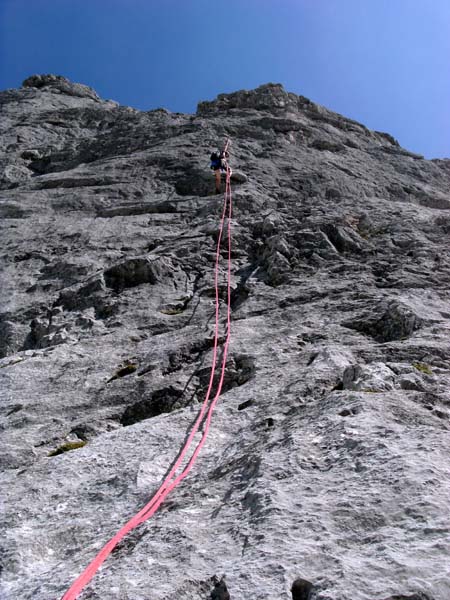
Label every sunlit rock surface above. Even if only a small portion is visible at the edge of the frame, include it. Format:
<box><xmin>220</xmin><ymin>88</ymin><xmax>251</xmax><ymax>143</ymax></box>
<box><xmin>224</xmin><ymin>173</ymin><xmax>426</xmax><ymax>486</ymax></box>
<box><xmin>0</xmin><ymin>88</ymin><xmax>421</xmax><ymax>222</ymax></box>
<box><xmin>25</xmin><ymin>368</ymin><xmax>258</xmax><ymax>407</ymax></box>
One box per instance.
<box><xmin>1</xmin><ymin>75</ymin><xmax>449</xmax><ymax>599</ymax></box>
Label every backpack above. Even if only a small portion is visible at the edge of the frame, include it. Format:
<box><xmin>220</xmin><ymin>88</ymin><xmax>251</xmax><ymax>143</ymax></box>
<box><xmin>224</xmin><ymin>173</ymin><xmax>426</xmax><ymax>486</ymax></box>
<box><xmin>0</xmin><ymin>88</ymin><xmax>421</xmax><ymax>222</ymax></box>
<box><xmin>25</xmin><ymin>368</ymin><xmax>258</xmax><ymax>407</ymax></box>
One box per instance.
<box><xmin>210</xmin><ymin>151</ymin><xmax>221</xmax><ymax>169</ymax></box>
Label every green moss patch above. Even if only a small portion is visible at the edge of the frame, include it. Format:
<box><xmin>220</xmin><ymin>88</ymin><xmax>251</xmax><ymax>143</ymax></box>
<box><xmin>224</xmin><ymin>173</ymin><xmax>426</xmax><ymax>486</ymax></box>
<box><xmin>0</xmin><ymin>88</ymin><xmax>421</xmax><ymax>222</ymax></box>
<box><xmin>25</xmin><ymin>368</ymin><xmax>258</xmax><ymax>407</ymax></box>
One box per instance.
<box><xmin>413</xmin><ymin>362</ymin><xmax>433</xmax><ymax>375</ymax></box>
<box><xmin>108</xmin><ymin>361</ymin><xmax>138</xmax><ymax>382</ymax></box>
<box><xmin>160</xmin><ymin>307</ymin><xmax>185</xmax><ymax>315</ymax></box>
<box><xmin>49</xmin><ymin>440</ymin><xmax>87</xmax><ymax>457</ymax></box>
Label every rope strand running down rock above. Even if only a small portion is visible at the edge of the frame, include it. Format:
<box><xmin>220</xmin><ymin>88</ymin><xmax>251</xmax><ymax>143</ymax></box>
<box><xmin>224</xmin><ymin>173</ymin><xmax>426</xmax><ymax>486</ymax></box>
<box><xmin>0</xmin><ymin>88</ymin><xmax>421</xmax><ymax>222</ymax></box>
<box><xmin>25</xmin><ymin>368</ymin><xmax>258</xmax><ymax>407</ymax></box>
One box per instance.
<box><xmin>61</xmin><ymin>142</ymin><xmax>233</xmax><ymax>600</ymax></box>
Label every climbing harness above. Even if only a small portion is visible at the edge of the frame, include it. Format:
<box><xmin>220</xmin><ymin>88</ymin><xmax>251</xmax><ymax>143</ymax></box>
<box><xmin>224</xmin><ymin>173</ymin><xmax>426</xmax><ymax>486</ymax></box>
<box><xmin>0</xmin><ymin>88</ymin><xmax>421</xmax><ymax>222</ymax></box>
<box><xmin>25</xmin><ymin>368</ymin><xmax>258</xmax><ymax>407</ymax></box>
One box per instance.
<box><xmin>61</xmin><ymin>140</ymin><xmax>233</xmax><ymax>599</ymax></box>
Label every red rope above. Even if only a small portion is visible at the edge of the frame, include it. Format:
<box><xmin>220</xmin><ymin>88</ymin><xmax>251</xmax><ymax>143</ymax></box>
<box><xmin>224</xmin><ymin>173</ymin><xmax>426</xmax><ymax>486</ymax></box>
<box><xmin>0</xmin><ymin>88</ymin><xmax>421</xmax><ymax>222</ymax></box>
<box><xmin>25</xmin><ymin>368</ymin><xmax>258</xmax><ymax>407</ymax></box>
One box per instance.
<box><xmin>61</xmin><ymin>145</ymin><xmax>233</xmax><ymax>599</ymax></box>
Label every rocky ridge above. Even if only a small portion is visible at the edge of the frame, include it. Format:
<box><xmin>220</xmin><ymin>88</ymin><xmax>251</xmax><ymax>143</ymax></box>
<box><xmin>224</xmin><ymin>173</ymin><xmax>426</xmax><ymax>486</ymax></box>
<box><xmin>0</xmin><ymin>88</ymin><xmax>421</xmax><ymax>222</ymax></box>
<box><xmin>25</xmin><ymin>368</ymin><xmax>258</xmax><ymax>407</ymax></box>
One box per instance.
<box><xmin>1</xmin><ymin>75</ymin><xmax>450</xmax><ymax>599</ymax></box>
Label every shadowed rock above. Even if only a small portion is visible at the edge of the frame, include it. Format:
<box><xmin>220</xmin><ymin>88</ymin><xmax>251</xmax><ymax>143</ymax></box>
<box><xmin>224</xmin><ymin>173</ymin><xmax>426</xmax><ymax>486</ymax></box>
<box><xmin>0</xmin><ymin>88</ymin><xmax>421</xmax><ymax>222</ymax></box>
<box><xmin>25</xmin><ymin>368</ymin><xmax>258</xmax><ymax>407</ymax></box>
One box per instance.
<box><xmin>210</xmin><ymin>576</ymin><xmax>230</xmax><ymax>600</ymax></box>
<box><xmin>120</xmin><ymin>386</ymin><xmax>184</xmax><ymax>426</ymax></box>
<box><xmin>343</xmin><ymin>300</ymin><xmax>424</xmax><ymax>342</ymax></box>
<box><xmin>104</xmin><ymin>256</ymin><xmax>170</xmax><ymax>292</ymax></box>
<box><xmin>291</xmin><ymin>578</ymin><xmax>314</xmax><ymax>600</ymax></box>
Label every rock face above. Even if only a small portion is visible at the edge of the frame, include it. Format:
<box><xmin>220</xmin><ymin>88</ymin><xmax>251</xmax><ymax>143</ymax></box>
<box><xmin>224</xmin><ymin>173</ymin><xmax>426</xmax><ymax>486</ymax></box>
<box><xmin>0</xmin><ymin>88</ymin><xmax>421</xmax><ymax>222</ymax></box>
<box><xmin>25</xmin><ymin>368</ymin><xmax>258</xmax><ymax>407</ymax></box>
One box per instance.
<box><xmin>1</xmin><ymin>76</ymin><xmax>450</xmax><ymax>600</ymax></box>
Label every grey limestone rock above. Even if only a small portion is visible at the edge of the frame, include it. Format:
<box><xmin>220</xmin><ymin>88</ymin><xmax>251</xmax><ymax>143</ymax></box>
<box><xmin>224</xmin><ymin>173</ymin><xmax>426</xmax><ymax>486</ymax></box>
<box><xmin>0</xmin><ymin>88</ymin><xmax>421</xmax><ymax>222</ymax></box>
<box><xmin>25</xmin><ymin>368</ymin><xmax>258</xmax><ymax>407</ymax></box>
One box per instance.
<box><xmin>342</xmin><ymin>362</ymin><xmax>396</xmax><ymax>392</ymax></box>
<box><xmin>381</xmin><ymin>594</ymin><xmax>434</xmax><ymax>600</ymax></box>
<box><xmin>1</xmin><ymin>76</ymin><xmax>450</xmax><ymax>600</ymax></box>
<box><xmin>343</xmin><ymin>300</ymin><xmax>425</xmax><ymax>342</ymax></box>
<box><xmin>22</xmin><ymin>73</ymin><xmax>101</xmax><ymax>101</ymax></box>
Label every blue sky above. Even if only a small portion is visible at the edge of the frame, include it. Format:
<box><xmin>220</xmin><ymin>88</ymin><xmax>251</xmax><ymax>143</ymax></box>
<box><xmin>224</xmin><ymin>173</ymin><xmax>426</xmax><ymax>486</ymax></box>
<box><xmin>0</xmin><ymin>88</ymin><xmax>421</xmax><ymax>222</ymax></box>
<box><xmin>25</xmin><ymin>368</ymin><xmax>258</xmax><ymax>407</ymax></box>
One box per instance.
<box><xmin>0</xmin><ymin>0</ymin><xmax>448</xmax><ymax>158</ymax></box>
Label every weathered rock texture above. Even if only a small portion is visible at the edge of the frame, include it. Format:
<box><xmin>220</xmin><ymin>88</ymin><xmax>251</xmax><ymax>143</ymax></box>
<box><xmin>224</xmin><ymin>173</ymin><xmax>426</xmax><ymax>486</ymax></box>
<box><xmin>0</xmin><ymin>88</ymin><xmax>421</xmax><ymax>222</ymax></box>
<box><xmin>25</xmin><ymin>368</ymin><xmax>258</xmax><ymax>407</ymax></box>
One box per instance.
<box><xmin>1</xmin><ymin>75</ymin><xmax>450</xmax><ymax>600</ymax></box>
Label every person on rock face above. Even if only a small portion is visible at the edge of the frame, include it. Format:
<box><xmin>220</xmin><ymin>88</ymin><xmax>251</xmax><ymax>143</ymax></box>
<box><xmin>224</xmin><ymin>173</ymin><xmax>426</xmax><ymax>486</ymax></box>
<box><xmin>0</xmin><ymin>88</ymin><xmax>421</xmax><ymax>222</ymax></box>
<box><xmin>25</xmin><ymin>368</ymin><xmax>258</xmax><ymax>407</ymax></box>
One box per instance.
<box><xmin>210</xmin><ymin>149</ymin><xmax>230</xmax><ymax>194</ymax></box>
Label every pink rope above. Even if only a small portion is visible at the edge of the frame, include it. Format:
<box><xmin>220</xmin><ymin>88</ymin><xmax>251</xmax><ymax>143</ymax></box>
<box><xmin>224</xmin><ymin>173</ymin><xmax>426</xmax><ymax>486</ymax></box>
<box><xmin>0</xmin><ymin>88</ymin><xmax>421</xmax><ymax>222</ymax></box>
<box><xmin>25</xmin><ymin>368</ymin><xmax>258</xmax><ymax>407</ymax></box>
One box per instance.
<box><xmin>61</xmin><ymin>144</ymin><xmax>233</xmax><ymax>599</ymax></box>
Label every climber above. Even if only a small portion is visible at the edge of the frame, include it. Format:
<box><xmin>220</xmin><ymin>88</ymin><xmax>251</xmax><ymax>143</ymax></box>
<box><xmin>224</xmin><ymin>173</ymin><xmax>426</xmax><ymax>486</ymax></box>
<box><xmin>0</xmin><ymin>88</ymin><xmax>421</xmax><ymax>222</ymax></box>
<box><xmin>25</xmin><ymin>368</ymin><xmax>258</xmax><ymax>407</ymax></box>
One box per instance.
<box><xmin>210</xmin><ymin>149</ymin><xmax>230</xmax><ymax>194</ymax></box>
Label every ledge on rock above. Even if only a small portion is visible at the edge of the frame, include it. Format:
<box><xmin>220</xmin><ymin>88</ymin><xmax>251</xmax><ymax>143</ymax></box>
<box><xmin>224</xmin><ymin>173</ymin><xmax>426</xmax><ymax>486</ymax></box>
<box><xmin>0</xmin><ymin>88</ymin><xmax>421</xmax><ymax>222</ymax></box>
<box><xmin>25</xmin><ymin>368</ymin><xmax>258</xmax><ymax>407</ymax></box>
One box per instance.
<box><xmin>22</xmin><ymin>74</ymin><xmax>100</xmax><ymax>101</ymax></box>
<box><xmin>343</xmin><ymin>300</ymin><xmax>424</xmax><ymax>343</ymax></box>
